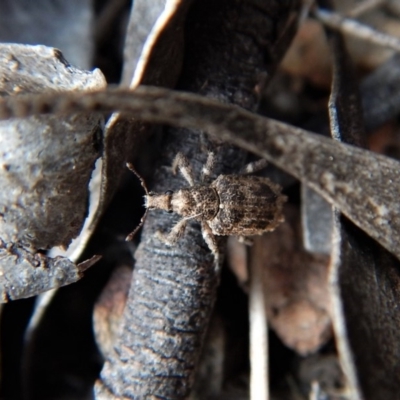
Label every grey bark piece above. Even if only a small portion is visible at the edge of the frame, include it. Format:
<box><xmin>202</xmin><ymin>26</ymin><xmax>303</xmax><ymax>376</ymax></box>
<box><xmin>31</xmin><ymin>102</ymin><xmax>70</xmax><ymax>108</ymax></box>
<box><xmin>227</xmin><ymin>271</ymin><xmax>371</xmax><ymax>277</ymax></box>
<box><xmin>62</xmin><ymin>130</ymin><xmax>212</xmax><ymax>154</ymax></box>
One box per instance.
<box><xmin>0</xmin><ymin>0</ymin><xmax>94</xmax><ymax>69</ymax></box>
<box><xmin>0</xmin><ymin>44</ymin><xmax>106</xmax><ymax>250</ymax></box>
<box><xmin>0</xmin><ymin>240</ymin><xmax>100</xmax><ymax>302</ymax></box>
<box><xmin>0</xmin><ymin>44</ymin><xmax>105</xmax><ymax>95</ymax></box>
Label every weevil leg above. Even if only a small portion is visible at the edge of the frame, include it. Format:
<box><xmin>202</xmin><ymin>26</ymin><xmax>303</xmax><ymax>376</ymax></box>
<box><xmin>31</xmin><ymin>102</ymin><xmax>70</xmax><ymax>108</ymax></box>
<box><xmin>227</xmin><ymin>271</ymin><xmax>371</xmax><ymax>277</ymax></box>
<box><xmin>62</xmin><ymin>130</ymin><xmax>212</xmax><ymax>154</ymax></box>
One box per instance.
<box><xmin>156</xmin><ymin>218</ymin><xmax>188</xmax><ymax>245</ymax></box>
<box><xmin>239</xmin><ymin>158</ymin><xmax>269</xmax><ymax>175</ymax></box>
<box><xmin>201</xmin><ymin>222</ymin><xmax>220</xmax><ymax>265</ymax></box>
<box><xmin>201</xmin><ymin>150</ymin><xmax>216</xmax><ymax>183</ymax></box>
<box><xmin>172</xmin><ymin>152</ymin><xmax>195</xmax><ymax>186</ymax></box>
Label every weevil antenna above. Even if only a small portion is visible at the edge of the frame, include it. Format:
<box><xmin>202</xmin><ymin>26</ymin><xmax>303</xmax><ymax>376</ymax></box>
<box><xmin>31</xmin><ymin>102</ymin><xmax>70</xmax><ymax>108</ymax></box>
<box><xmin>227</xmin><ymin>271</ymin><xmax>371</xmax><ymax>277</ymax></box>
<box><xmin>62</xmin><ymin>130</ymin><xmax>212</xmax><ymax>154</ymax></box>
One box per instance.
<box><xmin>125</xmin><ymin>162</ymin><xmax>150</xmax><ymax>241</ymax></box>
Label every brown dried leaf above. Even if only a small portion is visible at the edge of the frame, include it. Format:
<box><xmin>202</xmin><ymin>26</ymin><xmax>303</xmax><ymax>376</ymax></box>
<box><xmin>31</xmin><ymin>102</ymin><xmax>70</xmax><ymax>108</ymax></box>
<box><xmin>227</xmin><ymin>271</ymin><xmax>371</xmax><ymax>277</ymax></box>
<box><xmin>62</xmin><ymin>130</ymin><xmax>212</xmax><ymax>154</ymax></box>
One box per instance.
<box><xmin>252</xmin><ymin>206</ymin><xmax>332</xmax><ymax>356</ymax></box>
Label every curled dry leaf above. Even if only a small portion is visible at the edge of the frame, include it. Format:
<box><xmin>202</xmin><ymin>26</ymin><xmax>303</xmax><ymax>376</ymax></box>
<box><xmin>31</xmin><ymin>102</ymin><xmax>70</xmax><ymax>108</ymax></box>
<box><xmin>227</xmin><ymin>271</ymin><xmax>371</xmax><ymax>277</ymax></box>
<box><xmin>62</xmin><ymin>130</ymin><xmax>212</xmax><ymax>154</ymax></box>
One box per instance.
<box><xmin>93</xmin><ymin>0</ymin><xmax>192</xmax><ymax>231</ymax></box>
<box><xmin>0</xmin><ymin>44</ymin><xmax>105</xmax><ymax>301</ymax></box>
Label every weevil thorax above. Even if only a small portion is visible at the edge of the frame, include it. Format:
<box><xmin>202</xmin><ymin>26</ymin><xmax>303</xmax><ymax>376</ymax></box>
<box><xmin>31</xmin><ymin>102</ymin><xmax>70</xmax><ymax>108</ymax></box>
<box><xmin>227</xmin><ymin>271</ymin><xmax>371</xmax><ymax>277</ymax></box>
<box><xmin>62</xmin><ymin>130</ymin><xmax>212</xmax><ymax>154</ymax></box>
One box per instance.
<box><xmin>171</xmin><ymin>186</ymin><xmax>219</xmax><ymax>220</ymax></box>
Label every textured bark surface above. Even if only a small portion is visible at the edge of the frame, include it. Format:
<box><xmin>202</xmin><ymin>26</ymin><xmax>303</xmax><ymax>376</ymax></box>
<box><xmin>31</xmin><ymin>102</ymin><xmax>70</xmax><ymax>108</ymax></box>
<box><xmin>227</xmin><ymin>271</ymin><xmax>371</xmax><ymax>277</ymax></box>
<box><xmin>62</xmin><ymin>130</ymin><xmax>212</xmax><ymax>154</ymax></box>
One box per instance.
<box><xmin>0</xmin><ymin>44</ymin><xmax>106</xmax><ymax>250</ymax></box>
<box><xmin>0</xmin><ymin>44</ymin><xmax>105</xmax><ymax>301</ymax></box>
<box><xmin>0</xmin><ymin>241</ymin><xmax>100</xmax><ymax>302</ymax></box>
<box><xmin>96</xmin><ymin>1</ymin><xmax>300</xmax><ymax>398</ymax></box>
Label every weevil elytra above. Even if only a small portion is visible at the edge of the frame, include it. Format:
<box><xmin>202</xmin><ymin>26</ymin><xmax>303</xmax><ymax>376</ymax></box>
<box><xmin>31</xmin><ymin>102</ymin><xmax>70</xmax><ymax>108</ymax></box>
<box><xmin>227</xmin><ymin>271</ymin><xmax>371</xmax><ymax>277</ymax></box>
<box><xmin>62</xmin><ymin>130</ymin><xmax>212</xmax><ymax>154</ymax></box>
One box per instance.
<box><xmin>126</xmin><ymin>152</ymin><xmax>286</xmax><ymax>261</ymax></box>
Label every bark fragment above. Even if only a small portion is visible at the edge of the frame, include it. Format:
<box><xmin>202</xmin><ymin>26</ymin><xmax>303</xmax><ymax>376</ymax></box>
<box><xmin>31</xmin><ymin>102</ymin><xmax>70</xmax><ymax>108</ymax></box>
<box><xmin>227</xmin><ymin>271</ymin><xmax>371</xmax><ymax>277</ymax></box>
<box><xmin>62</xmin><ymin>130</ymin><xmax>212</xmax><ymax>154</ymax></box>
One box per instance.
<box><xmin>0</xmin><ymin>44</ymin><xmax>105</xmax><ymax>301</ymax></box>
<box><xmin>0</xmin><ymin>44</ymin><xmax>106</xmax><ymax>251</ymax></box>
<box><xmin>0</xmin><ymin>240</ymin><xmax>100</xmax><ymax>302</ymax></box>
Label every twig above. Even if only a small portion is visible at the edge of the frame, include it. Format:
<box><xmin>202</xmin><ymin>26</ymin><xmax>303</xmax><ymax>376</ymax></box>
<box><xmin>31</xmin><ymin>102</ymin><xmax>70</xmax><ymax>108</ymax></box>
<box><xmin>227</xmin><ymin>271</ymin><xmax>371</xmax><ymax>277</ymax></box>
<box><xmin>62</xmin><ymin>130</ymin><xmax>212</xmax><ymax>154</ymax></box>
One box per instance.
<box><xmin>1</xmin><ymin>86</ymin><xmax>400</xmax><ymax>263</ymax></box>
<box><xmin>249</xmin><ymin>239</ymin><xmax>269</xmax><ymax>400</ymax></box>
<box><xmin>309</xmin><ymin>381</ymin><xmax>321</xmax><ymax>400</ymax></box>
<box><xmin>347</xmin><ymin>0</ymin><xmax>386</xmax><ymax>17</ymax></box>
<box><xmin>315</xmin><ymin>8</ymin><xmax>400</xmax><ymax>52</ymax></box>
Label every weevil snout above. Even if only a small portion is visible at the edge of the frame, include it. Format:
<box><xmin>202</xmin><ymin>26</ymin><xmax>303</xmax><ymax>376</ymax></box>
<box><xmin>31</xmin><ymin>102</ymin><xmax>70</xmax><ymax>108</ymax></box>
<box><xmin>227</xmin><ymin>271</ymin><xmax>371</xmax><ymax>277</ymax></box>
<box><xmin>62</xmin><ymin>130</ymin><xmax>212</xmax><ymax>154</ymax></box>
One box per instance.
<box><xmin>145</xmin><ymin>191</ymin><xmax>173</xmax><ymax>212</ymax></box>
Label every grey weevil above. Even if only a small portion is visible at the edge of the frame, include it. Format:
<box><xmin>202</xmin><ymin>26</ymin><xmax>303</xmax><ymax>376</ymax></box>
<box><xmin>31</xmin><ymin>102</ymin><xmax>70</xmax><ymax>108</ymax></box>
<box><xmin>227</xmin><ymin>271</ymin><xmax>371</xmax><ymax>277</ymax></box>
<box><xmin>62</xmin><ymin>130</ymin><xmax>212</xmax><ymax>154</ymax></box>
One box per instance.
<box><xmin>126</xmin><ymin>152</ymin><xmax>286</xmax><ymax>262</ymax></box>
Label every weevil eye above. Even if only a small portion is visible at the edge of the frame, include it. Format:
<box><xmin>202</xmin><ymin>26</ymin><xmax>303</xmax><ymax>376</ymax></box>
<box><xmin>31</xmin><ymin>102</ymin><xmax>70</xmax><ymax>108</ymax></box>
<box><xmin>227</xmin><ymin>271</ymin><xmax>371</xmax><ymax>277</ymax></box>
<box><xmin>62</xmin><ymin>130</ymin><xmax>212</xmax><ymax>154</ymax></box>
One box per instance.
<box><xmin>167</xmin><ymin>209</ymin><xmax>173</xmax><ymax>213</ymax></box>
<box><xmin>165</xmin><ymin>190</ymin><xmax>173</xmax><ymax>196</ymax></box>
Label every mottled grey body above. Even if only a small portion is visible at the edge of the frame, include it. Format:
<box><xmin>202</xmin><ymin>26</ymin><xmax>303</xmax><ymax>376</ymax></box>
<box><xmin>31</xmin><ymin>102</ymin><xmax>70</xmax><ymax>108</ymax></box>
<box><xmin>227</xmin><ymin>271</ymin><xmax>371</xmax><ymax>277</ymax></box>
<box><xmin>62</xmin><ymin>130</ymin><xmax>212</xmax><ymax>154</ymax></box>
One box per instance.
<box><xmin>209</xmin><ymin>175</ymin><xmax>285</xmax><ymax>235</ymax></box>
<box><xmin>154</xmin><ymin>175</ymin><xmax>284</xmax><ymax>235</ymax></box>
<box><xmin>127</xmin><ymin>153</ymin><xmax>286</xmax><ymax>261</ymax></box>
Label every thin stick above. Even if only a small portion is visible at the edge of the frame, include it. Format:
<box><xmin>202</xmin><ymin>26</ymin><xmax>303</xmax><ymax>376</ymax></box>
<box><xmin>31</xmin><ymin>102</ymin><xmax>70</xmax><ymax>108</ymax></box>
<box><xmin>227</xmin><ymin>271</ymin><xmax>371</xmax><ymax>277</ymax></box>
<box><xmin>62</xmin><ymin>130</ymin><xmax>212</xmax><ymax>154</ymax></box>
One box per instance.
<box><xmin>249</xmin><ymin>239</ymin><xmax>269</xmax><ymax>400</ymax></box>
<box><xmin>347</xmin><ymin>0</ymin><xmax>386</xmax><ymax>18</ymax></box>
<box><xmin>125</xmin><ymin>162</ymin><xmax>149</xmax><ymax>241</ymax></box>
<box><xmin>309</xmin><ymin>381</ymin><xmax>320</xmax><ymax>400</ymax></box>
<box><xmin>1</xmin><ymin>87</ymin><xmax>400</xmax><ymax>262</ymax></box>
<box><xmin>315</xmin><ymin>8</ymin><xmax>400</xmax><ymax>52</ymax></box>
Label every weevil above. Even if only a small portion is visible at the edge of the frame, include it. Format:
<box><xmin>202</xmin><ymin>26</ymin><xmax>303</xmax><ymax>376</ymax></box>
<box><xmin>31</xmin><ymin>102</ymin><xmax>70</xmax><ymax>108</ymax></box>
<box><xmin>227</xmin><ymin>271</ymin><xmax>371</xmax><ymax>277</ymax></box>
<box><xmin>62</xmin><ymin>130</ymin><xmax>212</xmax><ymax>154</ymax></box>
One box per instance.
<box><xmin>126</xmin><ymin>152</ymin><xmax>286</xmax><ymax>261</ymax></box>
